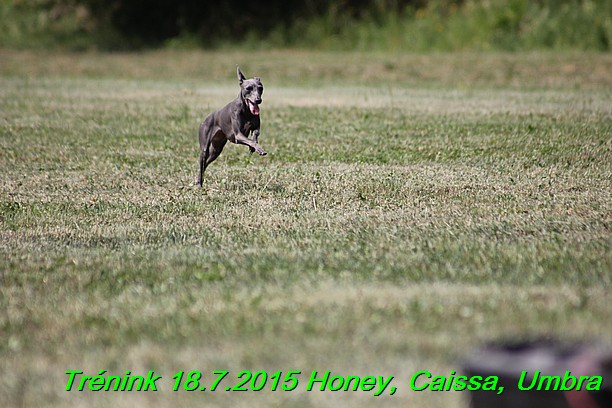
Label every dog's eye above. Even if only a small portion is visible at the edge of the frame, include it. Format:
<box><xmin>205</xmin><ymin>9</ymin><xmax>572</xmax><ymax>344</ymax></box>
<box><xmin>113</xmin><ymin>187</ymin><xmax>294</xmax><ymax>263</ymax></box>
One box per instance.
<box><xmin>258</xmin><ymin>86</ymin><xmax>263</xmax><ymax>92</ymax></box>
<box><xmin>246</xmin><ymin>85</ymin><xmax>253</xmax><ymax>91</ymax></box>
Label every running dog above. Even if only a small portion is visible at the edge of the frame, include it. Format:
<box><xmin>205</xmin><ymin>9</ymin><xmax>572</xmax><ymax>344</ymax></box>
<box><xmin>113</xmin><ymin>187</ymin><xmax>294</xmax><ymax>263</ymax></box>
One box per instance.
<box><xmin>197</xmin><ymin>66</ymin><xmax>267</xmax><ymax>186</ymax></box>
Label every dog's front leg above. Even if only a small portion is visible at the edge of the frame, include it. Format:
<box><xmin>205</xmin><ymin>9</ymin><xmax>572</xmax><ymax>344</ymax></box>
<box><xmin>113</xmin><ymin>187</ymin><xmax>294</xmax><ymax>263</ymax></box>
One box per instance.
<box><xmin>248</xmin><ymin>129</ymin><xmax>260</xmax><ymax>154</ymax></box>
<box><xmin>235</xmin><ymin>132</ymin><xmax>266</xmax><ymax>155</ymax></box>
<box><xmin>252</xmin><ymin>128</ymin><xmax>260</xmax><ymax>144</ymax></box>
<box><xmin>232</xmin><ymin>119</ymin><xmax>266</xmax><ymax>156</ymax></box>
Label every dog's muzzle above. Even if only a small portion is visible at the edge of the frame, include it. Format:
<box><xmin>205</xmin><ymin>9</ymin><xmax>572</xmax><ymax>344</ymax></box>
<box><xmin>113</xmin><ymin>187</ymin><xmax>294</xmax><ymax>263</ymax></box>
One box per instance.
<box><xmin>247</xmin><ymin>99</ymin><xmax>261</xmax><ymax>116</ymax></box>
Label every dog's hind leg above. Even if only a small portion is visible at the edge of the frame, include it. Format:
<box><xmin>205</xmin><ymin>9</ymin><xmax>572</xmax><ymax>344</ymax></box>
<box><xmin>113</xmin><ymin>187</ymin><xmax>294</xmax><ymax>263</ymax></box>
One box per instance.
<box><xmin>198</xmin><ymin>121</ymin><xmax>212</xmax><ymax>187</ymax></box>
<box><xmin>206</xmin><ymin>132</ymin><xmax>227</xmax><ymax>166</ymax></box>
<box><xmin>198</xmin><ymin>148</ymin><xmax>207</xmax><ymax>187</ymax></box>
<box><xmin>198</xmin><ymin>127</ymin><xmax>227</xmax><ymax>187</ymax></box>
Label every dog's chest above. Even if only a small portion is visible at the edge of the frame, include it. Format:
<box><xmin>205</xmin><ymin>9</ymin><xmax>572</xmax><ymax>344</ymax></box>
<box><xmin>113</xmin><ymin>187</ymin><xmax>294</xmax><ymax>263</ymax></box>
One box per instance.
<box><xmin>242</xmin><ymin>120</ymin><xmax>255</xmax><ymax>135</ymax></box>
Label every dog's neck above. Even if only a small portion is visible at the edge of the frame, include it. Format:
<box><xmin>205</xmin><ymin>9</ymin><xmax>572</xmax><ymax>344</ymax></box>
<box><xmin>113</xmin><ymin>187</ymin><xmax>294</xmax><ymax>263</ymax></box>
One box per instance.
<box><xmin>239</xmin><ymin>92</ymin><xmax>249</xmax><ymax>110</ymax></box>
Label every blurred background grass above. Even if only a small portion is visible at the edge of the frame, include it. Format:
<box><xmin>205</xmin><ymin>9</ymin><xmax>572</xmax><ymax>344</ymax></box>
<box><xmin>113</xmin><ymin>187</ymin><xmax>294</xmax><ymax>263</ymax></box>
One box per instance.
<box><xmin>1</xmin><ymin>0</ymin><xmax>610</xmax><ymax>51</ymax></box>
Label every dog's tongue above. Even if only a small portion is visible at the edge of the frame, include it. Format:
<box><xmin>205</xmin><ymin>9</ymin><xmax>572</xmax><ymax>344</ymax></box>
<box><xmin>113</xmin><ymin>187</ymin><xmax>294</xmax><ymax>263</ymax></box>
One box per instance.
<box><xmin>249</xmin><ymin>101</ymin><xmax>260</xmax><ymax>115</ymax></box>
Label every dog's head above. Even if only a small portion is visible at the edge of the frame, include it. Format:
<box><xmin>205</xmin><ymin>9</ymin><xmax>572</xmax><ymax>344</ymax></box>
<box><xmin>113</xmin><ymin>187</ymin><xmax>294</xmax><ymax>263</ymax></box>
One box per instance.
<box><xmin>237</xmin><ymin>66</ymin><xmax>263</xmax><ymax>116</ymax></box>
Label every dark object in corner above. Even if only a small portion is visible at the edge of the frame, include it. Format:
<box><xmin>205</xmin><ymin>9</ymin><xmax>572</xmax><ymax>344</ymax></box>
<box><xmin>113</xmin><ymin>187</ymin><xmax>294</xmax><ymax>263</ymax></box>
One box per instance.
<box><xmin>462</xmin><ymin>340</ymin><xmax>611</xmax><ymax>408</ymax></box>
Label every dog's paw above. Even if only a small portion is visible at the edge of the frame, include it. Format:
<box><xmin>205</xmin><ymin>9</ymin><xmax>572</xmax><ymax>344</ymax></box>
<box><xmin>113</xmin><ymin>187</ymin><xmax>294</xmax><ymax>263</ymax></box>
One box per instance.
<box><xmin>258</xmin><ymin>150</ymin><xmax>267</xmax><ymax>156</ymax></box>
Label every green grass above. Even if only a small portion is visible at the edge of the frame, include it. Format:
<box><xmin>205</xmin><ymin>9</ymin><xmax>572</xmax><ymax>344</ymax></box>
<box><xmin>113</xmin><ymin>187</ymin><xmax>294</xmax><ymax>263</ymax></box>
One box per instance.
<box><xmin>0</xmin><ymin>49</ymin><xmax>610</xmax><ymax>407</ymax></box>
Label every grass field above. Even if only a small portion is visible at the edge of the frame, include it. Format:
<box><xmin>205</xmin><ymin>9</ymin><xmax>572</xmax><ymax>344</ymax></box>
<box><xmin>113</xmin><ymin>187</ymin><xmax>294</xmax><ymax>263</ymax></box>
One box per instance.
<box><xmin>1</xmin><ymin>49</ymin><xmax>611</xmax><ymax>407</ymax></box>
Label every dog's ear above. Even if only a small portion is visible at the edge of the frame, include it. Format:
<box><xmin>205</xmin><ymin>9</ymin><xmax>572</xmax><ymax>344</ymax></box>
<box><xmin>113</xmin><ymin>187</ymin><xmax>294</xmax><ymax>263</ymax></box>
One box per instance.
<box><xmin>237</xmin><ymin>66</ymin><xmax>246</xmax><ymax>84</ymax></box>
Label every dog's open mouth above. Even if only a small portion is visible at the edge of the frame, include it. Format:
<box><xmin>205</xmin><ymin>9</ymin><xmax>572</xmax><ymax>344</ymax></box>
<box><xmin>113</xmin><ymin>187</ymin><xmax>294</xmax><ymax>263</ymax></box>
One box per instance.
<box><xmin>247</xmin><ymin>100</ymin><xmax>260</xmax><ymax>116</ymax></box>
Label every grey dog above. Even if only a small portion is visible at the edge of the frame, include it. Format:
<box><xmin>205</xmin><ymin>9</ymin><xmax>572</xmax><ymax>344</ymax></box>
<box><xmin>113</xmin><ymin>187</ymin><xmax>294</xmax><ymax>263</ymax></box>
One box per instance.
<box><xmin>197</xmin><ymin>66</ymin><xmax>267</xmax><ymax>187</ymax></box>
